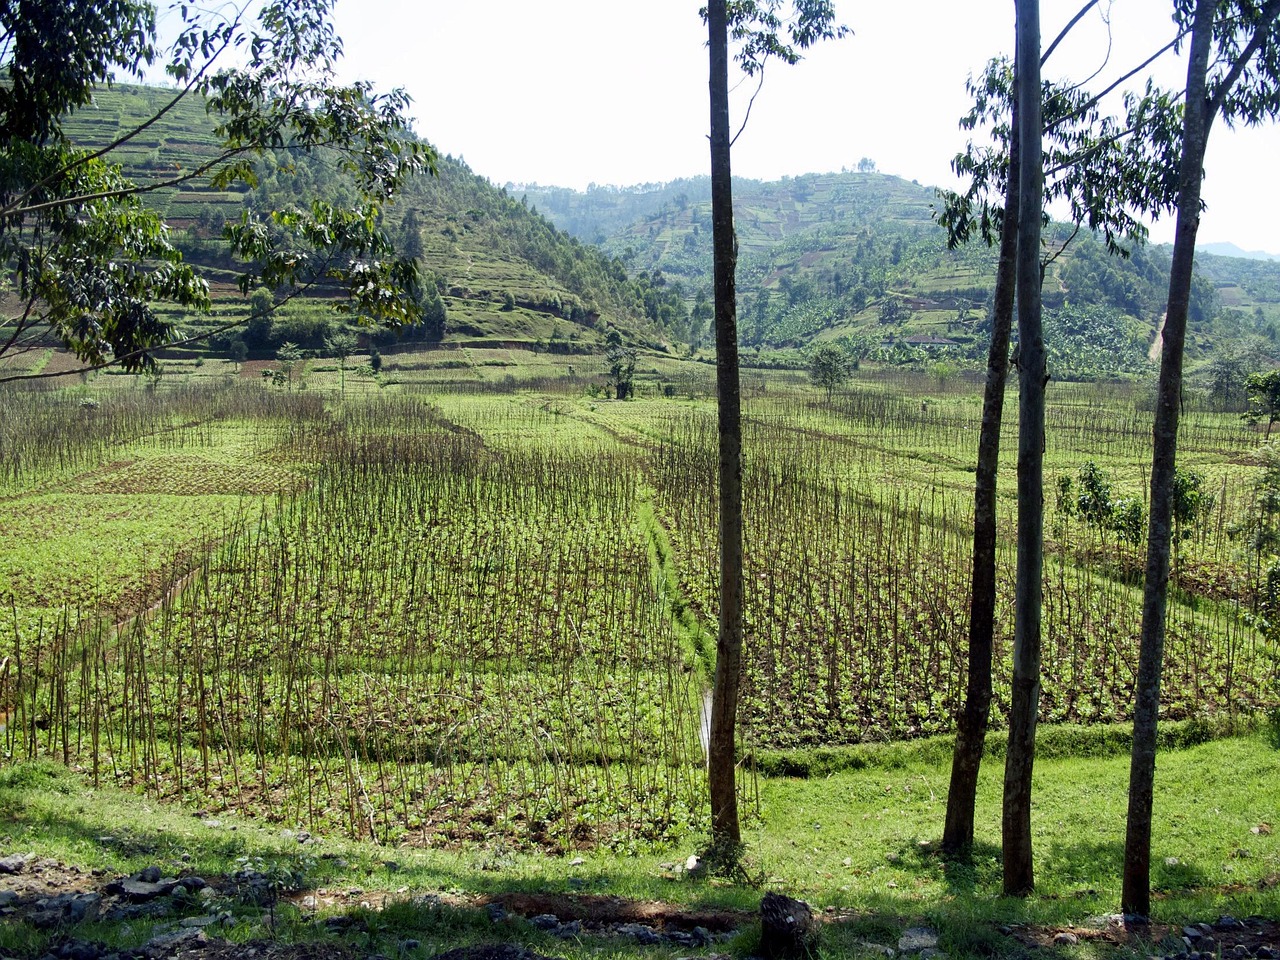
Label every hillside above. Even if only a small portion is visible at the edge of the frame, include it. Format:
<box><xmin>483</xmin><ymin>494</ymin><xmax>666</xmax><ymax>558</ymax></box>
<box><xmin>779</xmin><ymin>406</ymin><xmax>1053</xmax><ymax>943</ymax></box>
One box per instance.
<box><xmin>519</xmin><ymin>172</ymin><xmax>1280</xmax><ymax>380</ymax></box>
<box><xmin>57</xmin><ymin>84</ymin><xmax>688</xmax><ymax>356</ymax></box>
<box><xmin>48</xmin><ymin>84</ymin><xmax>1280</xmax><ymax>379</ymax></box>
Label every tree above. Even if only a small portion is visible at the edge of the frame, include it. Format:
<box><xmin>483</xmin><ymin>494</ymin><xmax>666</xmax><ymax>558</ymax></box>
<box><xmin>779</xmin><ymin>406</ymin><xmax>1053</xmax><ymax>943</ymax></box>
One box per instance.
<box><xmin>703</xmin><ymin>0</ymin><xmax>845</xmax><ymax>861</ymax></box>
<box><xmin>0</xmin><ymin>0</ymin><xmax>434</xmax><ymax>382</ymax></box>
<box><xmin>1244</xmin><ymin>369</ymin><xmax>1280</xmax><ymax>438</ymax></box>
<box><xmin>1002</xmin><ymin>0</ymin><xmax>1047</xmax><ymax>896</ymax></box>
<box><xmin>245</xmin><ymin>289</ymin><xmax>276</xmax><ymax>349</ymax></box>
<box><xmin>605</xmin><ymin>332</ymin><xmax>637</xmax><ymax>400</ymax></box>
<box><xmin>808</xmin><ymin>342</ymin><xmax>852</xmax><ymax>402</ymax></box>
<box><xmin>418</xmin><ymin>274</ymin><xmax>448</xmax><ymax>341</ymax></box>
<box><xmin>325</xmin><ymin>330</ymin><xmax>359</xmax><ymax>396</ymax></box>
<box><xmin>1207</xmin><ymin>350</ymin><xmax>1249</xmax><ymax>406</ymax></box>
<box><xmin>275</xmin><ymin>342</ymin><xmax>303</xmax><ymax>391</ymax></box>
<box><xmin>935</xmin><ymin>15</ymin><xmax>1185</xmax><ymax>864</ymax></box>
<box><xmin>399</xmin><ymin>208</ymin><xmax>425</xmax><ymax>262</ymax></box>
<box><xmin>1125</xmin><ymin>0</ymin><xmax>1280</xmax><ymax>917</ymax></box>
<box><xmin>878</xmin><ymin>295</ymin><xmax>910</xmax><ymax>325</ymax></box>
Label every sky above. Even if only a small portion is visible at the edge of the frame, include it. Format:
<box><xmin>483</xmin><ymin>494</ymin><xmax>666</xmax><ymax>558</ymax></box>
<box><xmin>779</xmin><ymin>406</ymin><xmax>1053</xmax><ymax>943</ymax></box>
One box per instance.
<box><xmin>328</xmin><ymin>0</ymin><xmax>1280</xmax><ymax>253</ymax></box>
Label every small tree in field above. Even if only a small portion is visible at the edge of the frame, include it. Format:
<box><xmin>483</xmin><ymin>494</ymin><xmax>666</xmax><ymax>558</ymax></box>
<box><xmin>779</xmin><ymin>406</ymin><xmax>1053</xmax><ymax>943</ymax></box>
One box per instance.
<box><xmin>605</xmin><ymin>332</ymin><xmax>637</xmax><ymax>400</ymax></box>
<box><xmin>1244</xmin><ymin>370</ymin><xmax>1280</xmax><ymax>438</ymax></box>
<box><xmin>276</xmin><ymin>342</ymin><xmax>302</xmax><ymax>391</ymax></box>
<box><xmin>808</xmin><ymin>342</ymin><xmax>852</xmax><ymax>402</ymax></box>
<box><xmin>325</xmin><ymin>330</ymin><xmax>359</xmax><ymax>396</ymax></box>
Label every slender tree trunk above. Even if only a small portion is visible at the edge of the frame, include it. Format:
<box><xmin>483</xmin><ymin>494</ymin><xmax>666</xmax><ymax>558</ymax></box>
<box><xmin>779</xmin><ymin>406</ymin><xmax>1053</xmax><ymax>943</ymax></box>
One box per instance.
<box><xmin>1002</xmin><ymin>0</ymin><xmax>1045</xmax><ymax>897</ymax></box>
<box><xmin>1122</xmin><ymin>0</ymin><xmax>1215</xmax><ymax>918</ymax></box>
<box><xmin>707</xmin><ymin>0</ymin><xmax>744</xmax><ymax>850</ymax></box>
<box><xmin>942</xmin><ymin>95</ymin><xmax>1020</xmax><ymax>858</ymax></box>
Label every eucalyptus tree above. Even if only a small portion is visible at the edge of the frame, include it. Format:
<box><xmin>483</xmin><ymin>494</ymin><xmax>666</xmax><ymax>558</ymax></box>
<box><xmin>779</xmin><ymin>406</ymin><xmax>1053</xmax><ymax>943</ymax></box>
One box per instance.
<box><xmin>703</xmin><ymin>0</ymin><xmax>845</xmax><ymax>856</ymax></box>
<box><xmin>1002</xmin><ymin>0</ymin><xmax>1047</xmax><ymax>896</ymax></box>
<box><xmin>935</xmin><ymin>31</ymin><xmax>1179</xmax><ymax>863</ymax></box>
<box><xmin>1124</xmin><ymin>0</ymin><xmax>1280</xmax><ymax>918</ymax></box>
<box><xmin>0</xmin><ymin>0</ymin><xmax>433</xmax><ymax>382</ymax></box>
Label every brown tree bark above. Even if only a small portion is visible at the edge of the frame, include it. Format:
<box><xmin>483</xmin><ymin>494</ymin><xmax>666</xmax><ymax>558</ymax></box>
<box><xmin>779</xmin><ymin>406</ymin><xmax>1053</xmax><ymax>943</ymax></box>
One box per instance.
<box><xmin>1123</xmin><ymin>0</ymin><xmax>1219</xmax><ymax>918</ymax></box>
<box><xmin>1002</xmin><ymin>0</ymin><xmax>1045</xmax><ymax>898</ymax></box>
<box><xmin>942</xmin><ymin>95</ymin><xmax>1020</xmax><ymax>858</ymax></box>
<box><xmin>707</xmin><ymin>0</ymin><xmax>744</xmax><ymax>850</ymax></box>
<box><xmin>1124</xmin><ymin>0</ymin><xmax>1280</xmax><ymax>917</ymax></box>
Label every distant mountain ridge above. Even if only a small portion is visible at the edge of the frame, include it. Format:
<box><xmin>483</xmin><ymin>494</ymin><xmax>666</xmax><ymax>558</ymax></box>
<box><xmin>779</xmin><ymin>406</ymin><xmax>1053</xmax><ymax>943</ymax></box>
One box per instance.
<box><xmin>519</xmin><ymin>171</ymin><xmax>1280</xmax><ymax>378</ymax></box>
<box><xmin>1197</xmin><ymin>241</ymin><xmax>1280</xmax><ymax>262</ymax></box>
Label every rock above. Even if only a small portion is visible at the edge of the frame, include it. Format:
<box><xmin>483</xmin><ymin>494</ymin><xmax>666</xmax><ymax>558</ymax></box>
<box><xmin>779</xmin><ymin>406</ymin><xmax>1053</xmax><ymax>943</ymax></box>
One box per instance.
<box><xmin>178</xmin><ymin>914</ymin><xmax>224</xmax><ymax>928</ymax></box>
<box><xmin>1184</xmin><ymin>927</ymin><xmax>1204</xmax><ymax>940</ymax></box>
<box><xmin>919</xmin><ymin>949</ymin><xmax>948</xmax><ymax>960</ymax></box>
<box><xmin>0</xmin><ymin>889</ymin><xmax>18</xmax><ymax>907</ymax></box>
<box><xmin>760</xmin><ymin>892</ymin><xmax>819</xmax><ymax>959</ymax></box>
<box><xmin>530</xmin><ymin>914</ymin><xmax>561</xmax><ymax>931</ymax></box>
<box><xmin>568</xmin><ymin>857</ymin><xmax>585</xmax><ymax>867</ymax></box>
<box><xmin>142</xmin><ymin>927</ymin><xmax>205</xmax><ymax>958</ymax></box>
<box><xmin>486</xmin><ymin>902</ymin><xmax>508</xmax><ymax>923</ymax></box>
<box><xmin>117</xmin><ymin>877</ymin><xmax>176</xmax><ymax>901</ymax></box>
<box><xmin>551</xmin><ymin>920</ymin><xmax>581</xmax><ymax>939</ymax></box>
<box><xmin>0</xmin><ymin>854</ymin><xmax>27</xmax><ymax>874</ymax></box>
<box><xmin>1054</xmin><ymin>932</ymin><xmax>1079</xmax><ymax>946</ymax></box>
<box><xmin>428</xmin><ymin>947</ymin><xmax>564</xmax><ymax>960</ymax></box>
<box><xmin>138</xmin><ymin>866</ymin><xmax>161</xmax><ymax>883</ymax></box>
<box><xmin>29</xmin><ymin>892</ymin><xmax>101</xmax><ymax>927</ymax></box>
<box><xmin>48</xmin><ymin>938</ymin><xmax>105</xmax><ymax>960</ymax></box>
<box><xmin>898</xmin><ymin>927</ymin><xmax>940</xmax><ymax>953</ymax></box>
<box><xmin>616</xmin><ymin>922</ymin><xmax>662</xmax><ymax>945</ymax></box>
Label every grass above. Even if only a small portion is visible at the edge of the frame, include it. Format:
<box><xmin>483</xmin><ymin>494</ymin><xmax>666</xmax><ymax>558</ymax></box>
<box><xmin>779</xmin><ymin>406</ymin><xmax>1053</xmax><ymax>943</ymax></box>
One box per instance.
<box><xmin>0</xmin><ymin>732</ymin><xmax>1276</xmax><ymax>958</ymax></box>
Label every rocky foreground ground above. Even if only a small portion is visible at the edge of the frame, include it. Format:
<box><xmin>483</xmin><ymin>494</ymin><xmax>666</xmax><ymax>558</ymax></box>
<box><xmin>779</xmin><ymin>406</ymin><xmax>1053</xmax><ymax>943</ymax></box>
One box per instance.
<box><xmin>1</xmin><ymin>852</ymin><xmax>1276</xmax><ymax>960</ymax></box>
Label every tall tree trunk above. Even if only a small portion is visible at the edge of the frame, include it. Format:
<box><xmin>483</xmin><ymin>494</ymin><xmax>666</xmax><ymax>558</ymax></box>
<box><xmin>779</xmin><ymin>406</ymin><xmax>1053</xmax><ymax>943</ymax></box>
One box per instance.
<box><xmin>1122</xmin><ymin>0</ymin><xmax>1216</xmax><ymax>918</ymax></box>
<box><xmin>1002</xmin><ymin>0</ymin><xmax>1045</xmax><ymax>898</ymax></box>
<box><xmin>942</xmin><ymin>97</ymin><xmax>1020</xmax><ymax>858</ymax></box>
<box><xmin>707</xmin><ymin>0</ymin><xmax>744</xmax><ymax>850</ymax></box>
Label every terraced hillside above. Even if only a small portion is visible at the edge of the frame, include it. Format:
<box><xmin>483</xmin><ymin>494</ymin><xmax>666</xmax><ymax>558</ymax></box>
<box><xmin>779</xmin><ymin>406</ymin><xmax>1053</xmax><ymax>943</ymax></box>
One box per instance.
<box><xmin>54</xmin><ymin>84</ymin><xmax>688</xmax><ymax>360</ymax></box>
<box><xmin>520</xmin><ymin>172</ymin><xmax>1280</xmax><ymax>381</ymax></box>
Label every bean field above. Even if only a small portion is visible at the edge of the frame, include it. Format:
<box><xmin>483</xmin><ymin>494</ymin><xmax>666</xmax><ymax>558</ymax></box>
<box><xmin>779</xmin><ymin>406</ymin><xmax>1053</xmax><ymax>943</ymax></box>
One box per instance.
<box><xmin>1</xmin><ymin>360</ymin><xmax>1275</xmax><ymax>850</ymax></box>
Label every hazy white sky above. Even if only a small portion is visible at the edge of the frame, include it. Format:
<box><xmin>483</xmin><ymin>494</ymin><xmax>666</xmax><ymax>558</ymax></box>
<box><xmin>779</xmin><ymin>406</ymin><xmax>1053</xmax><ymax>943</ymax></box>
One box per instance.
<box><xmin>330</xmin><ymin>0</ymin><xmax>1280</xmax><ymax>253</ymax></box>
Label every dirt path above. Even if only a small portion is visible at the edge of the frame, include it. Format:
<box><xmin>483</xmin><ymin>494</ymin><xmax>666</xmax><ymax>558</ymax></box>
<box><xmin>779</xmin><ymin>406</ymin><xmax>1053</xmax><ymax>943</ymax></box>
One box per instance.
<box><xmin>1149</xmin><ymin>311</ymin><xmax>1167</xmax><ymax>362</ymax></box>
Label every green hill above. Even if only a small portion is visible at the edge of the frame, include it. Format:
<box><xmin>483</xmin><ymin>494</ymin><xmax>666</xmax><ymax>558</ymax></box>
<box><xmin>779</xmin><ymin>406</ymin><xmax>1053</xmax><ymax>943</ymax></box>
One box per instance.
<box><xmin>57</xmin><ymin>84</ymin><xmax>689</xmax><ymax>357</ymax></box>
<box><xmin>519</xmin><ymin>171</ymin><xmax>1280</xmax><ymax>380</ymax></box>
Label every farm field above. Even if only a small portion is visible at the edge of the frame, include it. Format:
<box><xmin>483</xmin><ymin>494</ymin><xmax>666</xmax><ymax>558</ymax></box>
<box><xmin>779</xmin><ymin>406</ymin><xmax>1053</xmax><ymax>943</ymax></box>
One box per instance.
<box><xmin>0</xmin><ymin>349</ymin><xmax>1276</xmax><ymax>864</ymax></box>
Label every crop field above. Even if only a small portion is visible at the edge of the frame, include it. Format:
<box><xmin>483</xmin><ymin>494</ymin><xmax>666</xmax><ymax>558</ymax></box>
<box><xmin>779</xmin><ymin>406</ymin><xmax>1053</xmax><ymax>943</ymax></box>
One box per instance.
<box><xmin>1</xmin><ymin>354</ymin><xmax>1276</xmax><ymax>854</ymax></box>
